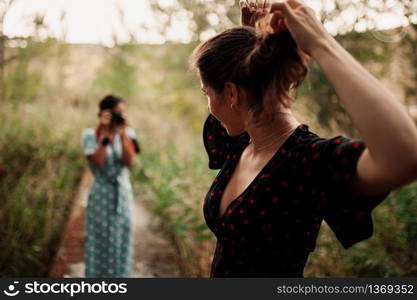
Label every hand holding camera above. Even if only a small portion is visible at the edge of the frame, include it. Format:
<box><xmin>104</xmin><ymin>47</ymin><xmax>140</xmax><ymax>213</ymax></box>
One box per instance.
<box><xmin>98</xmin><ymin>109</ymin><xmax>128</xmax><ymax>146</ymax></box>
<box><xmin>111</xmin><ymin>110</ymin><xmax>128</xmax><ymax>136</ymax></box>
<box><xmin>100</xmin><ymin>109</ymin><xmax>127</xmax><ymax>128</ymax></box>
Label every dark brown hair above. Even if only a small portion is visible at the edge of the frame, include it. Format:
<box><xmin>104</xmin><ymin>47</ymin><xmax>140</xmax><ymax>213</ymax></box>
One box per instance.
<box><xmin>190</xmin><ymin>23</ymin><xmax>309</xmax><ymax>119</ymax></box>
<box><xmin>99</xmin><ymin>94</ymin><xmax>124</xmax><ymax>111</ymax></box>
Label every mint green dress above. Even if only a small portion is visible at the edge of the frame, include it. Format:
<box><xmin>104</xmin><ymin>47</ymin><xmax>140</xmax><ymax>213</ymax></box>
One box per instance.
<box><xmin>82</xmin><ymin>128</ymin><xmax>137</xmax><ymax>278</ymax></box>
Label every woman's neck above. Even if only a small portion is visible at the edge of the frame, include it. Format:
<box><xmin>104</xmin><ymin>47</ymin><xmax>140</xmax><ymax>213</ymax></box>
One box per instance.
<box><xmin>246</xmin><ymin>110</ymin><xmax>301</xmax><ymax>154</ymax></box>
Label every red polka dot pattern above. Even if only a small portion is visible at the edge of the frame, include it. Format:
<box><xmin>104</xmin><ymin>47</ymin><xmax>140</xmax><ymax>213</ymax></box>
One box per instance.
<box><xmin>202</xmin><ymin>114</ymin><xmax>391</xmax><ymax>278</ymax></box>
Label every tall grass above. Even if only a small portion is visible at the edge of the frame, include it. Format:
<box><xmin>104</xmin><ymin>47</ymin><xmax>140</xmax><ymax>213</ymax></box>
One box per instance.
<box><xmin>0</xmin><ymin>101</ymin><xmax>86</xmax><ymax>277</ymax></box>
<box><xmin>304</xmin><ymin>183</ymin><xmax>417</xmax><ymax>277</ymax></box>
<box><xmin>133</xmin><ymin>143</ymin><xmax>215</xmax><ymax>276</ymax></box>
<box><xmin>127</xmin><ymin>102</ymin><xmax>216</xmax><ymax>276</ymax></box>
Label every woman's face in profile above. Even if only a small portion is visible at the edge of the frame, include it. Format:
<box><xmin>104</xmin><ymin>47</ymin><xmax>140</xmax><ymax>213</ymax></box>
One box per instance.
<box><xmin>201</xmin><ymin>81</ymin><xmax>246</xmax><ymax>136</ymax></box>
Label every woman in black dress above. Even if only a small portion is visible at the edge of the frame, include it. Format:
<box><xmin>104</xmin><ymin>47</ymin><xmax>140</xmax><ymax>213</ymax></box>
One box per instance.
<box><xmin>189</xmin><ymin>0</ymin><xmax>417</xmax><ymax>277</ymax></box>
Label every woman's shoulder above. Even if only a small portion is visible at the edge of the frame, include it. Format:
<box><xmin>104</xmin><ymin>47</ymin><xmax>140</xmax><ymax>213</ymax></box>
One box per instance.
<box><xmin>292</xmin><ymin>124</ymin><xmax>362</xmax><ymax>150</ymax></box>
<box><xmin>270</xmin><ymin>124</ymin><xmax>366</xmax><ymax>178</ymax></box>
<box><xmin>284</xmin><ymin>124</ymin><xmax>366</xmax><ymax>184</ymax></box>
<box><xmin>82</xmin><ymin>128</ymin><xmax>96</xmax><ymax>139</ymax></box>
<box><xmin>125</xmin><ymin>127</ymin><xmax>137</xmax><ymax>138</ymax></box>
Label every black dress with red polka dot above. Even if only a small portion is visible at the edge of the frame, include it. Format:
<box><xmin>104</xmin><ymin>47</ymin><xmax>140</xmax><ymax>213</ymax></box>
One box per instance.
<box><xmin>202</xmin><ymin>114</ymin><xmax>391</xmax><ymax>278</ymax></box>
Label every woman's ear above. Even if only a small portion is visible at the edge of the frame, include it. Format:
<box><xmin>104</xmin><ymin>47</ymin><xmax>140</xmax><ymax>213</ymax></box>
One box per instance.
<box><xmin>224</xmin><ymin>82</ymin><xmax>241</xmax><ymax>106</ymax></box>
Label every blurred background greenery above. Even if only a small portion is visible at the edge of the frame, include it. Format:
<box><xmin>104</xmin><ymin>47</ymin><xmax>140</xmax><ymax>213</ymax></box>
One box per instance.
<box><xmin>0</xmin><ymin>0</ymin><xmax>416</xmax><ymax>277</ymax></box>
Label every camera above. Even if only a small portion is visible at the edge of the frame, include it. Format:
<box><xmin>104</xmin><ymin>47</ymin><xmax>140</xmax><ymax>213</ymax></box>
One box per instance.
<box><xmin>111</xmin><ymin>110</ymin><xmax>125</xmax><ymax>125</ymax></box>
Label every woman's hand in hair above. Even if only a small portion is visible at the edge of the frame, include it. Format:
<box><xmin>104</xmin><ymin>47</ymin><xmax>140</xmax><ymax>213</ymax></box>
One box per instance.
<box><xmin>269</xmin><ymin>0</ymin><xmax>332</xmax><ymax>56</ymax></box>
<box><xmin>240</xmin><ymin>0</ymin><xmax>270</xmax><ymax>27</ymax></box>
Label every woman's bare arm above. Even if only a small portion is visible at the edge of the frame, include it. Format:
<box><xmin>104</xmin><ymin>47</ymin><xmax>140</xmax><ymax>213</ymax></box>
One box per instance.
<box><xmin>271</xmin><ymin>0</ymin><xmax>417</xmax><ymax>195</ymax></box>
<box><xmin>88</xmin><ymin>142</ymin><xmax>107</xmax><ymax>168</ymax></box>
<box><xmin>312</xmin><ymin>35</ymin><xmax>417</xmax><ymax>195</ymax></box>
<box><xmin>120</xmin><ymin>131</ymin><xmax>136</xmax><ymax>168</ymax></box>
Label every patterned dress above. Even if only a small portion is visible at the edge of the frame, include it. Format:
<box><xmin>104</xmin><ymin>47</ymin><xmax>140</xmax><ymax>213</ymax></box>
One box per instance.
<box><xmin>202</xmin><ymin>114</ymin><xmax>391</xmax><ymax>277</ymax></box>
<box><xmin>82</xmin><ymin>127</ymin><xmax>138</xmax><ymax>278</ymax></box>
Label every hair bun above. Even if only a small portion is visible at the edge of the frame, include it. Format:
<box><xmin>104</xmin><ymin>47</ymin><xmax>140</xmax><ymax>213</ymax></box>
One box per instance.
<box><xmin>245</xmin><ymin>30</ymin><xmax>295</xmax><ymax>82</ymax></box>
<box><xmin>243</xmin><ymin>19</ymin><xmax>309</xmax><ymax>110</ymax></box>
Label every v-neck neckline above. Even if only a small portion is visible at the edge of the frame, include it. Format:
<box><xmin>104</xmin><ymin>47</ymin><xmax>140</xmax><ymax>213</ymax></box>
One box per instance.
<box><xmin>216</xmin><ymin>124</ymin><xmax>306</xmax><ymax>221</ymax></box>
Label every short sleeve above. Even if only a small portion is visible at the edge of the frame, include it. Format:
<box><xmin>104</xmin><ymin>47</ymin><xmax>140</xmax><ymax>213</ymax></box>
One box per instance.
<box><xmin>126</xmin><ymin>127</ymin><xmax>141</xmax><ymax>153</ymax></box>
<box><xmin>126</xmin><ymin>127</ymin><xmax>137</xmax><ymax>140</ymax></box>
<box><xmin>203</xmin><ymin>114</ymin><xmax>250</xmax><ymax>169</ymax></box>
<box><xmin>82</xmin><ymin>129</ymin><xmax>97</xmax><ymax>157</ymax></box>
<box><xmin>315</xmin><ymin>136</ymin><xmax>391</xmax><ymax>249</ymax></box>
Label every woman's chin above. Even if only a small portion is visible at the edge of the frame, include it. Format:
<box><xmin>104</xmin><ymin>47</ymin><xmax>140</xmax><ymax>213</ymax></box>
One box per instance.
<box><xmin>224</xmin><ymin>126</ymin><xmax>245</xmax><ymax>137</ymax></box>
<box><xmin>219</xmin><ymin>120</ymin><xmax>245</xmax><ymax>136</ymax></box>
<box><xmin>220</xmin><ymin>124</ymin><xmax>231</xmax><ymax>135</ymax></box>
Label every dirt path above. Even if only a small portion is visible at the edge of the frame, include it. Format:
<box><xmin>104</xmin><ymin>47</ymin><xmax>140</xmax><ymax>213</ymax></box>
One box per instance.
<box><xmin>49</xmin><ymin>170</ymin><xmax>181</xmax><ymax>278</ymax></box>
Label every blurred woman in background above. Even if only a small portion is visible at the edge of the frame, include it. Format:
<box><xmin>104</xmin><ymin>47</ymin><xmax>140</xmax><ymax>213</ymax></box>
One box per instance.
<box><xmin>190</xmin><ymin>0</ymin><xmax>417</xmax><ymax>277</ymax></box>
<box><xmin>82</xmin><ymin>94</ymin><xmax>140</xmax><ymax>277</ymax></box>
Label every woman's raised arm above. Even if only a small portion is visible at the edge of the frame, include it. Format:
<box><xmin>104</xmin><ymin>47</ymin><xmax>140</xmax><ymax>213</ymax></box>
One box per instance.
<box><xmin>270</xmin><ymin>0</ymin><xmax>417</xmax><ymax>195</ymax></box>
